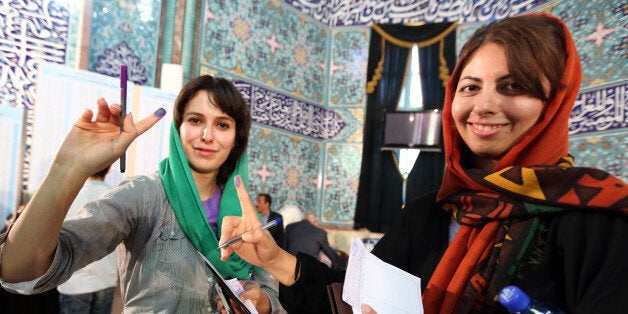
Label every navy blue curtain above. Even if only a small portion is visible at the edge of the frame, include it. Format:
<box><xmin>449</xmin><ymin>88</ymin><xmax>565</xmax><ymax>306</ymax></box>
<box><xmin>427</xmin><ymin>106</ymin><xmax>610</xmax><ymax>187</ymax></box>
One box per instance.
<box><xmin>355</xmin><ymin>23</ymin><xmax>456</xmax><ymax>233</ymax></box>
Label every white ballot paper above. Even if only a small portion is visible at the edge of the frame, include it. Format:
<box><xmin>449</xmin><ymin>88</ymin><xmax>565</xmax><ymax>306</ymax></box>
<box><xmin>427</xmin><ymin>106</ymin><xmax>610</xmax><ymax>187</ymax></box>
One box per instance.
<box><xmin>224</xmin><ymin>278</ymin><xmax>258</xmax><ymax>313</ymax></box>
<box><xmin>343</xmin><ymin>238</ymin><xmax>423</xmax><ymax>314</ymax></box>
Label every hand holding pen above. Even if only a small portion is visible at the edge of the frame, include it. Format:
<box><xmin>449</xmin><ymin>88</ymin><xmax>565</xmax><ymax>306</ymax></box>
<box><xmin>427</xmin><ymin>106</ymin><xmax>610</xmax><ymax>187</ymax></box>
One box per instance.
<box><xmin>217</xmin><ymin>217</ymin><xmax>282</xmax><ymax>249</ymax></box>
<box><xmin>219</xmin><ymin>176</ymin><xmax>287</xmax><ymax>265</ymax></box>
<box><xmin>219</xmin><ymin>175</ymin><xmax>300</xmax><ymax>287</ymax></box>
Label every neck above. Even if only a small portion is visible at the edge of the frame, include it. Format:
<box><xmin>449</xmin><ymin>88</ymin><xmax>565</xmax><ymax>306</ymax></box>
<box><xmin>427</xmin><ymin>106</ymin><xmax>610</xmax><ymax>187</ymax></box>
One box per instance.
<box><xmin>192</xmin><ymin>171</ymin><xmax>218</xmax><ymax>200</ymax></box>
<box><xmin>472</xmin><ymin>154</ymin><xmax>498</xmax><ymax>170</ymax></box>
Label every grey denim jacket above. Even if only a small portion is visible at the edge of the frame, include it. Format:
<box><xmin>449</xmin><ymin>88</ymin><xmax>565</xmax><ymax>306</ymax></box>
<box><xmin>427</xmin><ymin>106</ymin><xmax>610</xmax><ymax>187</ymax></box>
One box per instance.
<box><xmin>0</xmin><ymin>173</ymin><xmax>280</xmax><ymax>313</ymax></box>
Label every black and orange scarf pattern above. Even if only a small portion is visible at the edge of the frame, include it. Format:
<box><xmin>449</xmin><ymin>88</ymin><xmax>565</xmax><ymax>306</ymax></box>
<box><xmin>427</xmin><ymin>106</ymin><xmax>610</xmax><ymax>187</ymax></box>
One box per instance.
<box><xmin>425</xmin><ymin>157</ymin><xmax>627</xmax><ymax>313</ymax></box>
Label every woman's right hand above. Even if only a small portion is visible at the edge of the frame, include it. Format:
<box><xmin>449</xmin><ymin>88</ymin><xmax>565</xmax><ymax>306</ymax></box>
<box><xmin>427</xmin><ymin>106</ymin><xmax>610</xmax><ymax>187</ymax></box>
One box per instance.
<box><xmin>219</xmin><ymin>175</ymin><xmax>283</xmax><ymax>266</ymax></box>
<box><xmin>1</xmin><ymin>98</ymin><xmax>164</xmax><ymax>283</ymax></box>
<box><xmin>54</xmin><ymin>97</ymin><xmax>164</xmax><ymax>178</ymax></box>
<box><xmin>220</xmin><ymin>175</ymin><xmax>298</xmax><ymax>286</ymax></box>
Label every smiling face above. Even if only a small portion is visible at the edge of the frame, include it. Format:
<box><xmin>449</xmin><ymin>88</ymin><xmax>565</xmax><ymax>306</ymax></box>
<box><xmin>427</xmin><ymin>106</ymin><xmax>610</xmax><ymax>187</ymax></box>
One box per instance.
<box><xmin>179</xmin><ymin>90</ymin><xmax>236</xmax><ymax>178</ymax></box>
<box><xmin>451</xmin><ymin>43</ymin><xmax>547</xmax><ymax>169</ymax></box>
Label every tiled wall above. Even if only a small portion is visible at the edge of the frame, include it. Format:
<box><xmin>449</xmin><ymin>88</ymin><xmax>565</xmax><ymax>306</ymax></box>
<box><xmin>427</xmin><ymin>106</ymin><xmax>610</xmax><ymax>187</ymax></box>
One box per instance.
<box><xmin>87</xmin><ymin>0</ymin><xmax>162</xmax><ymax>86</ymax></box>
<box><xmin>1</xmin><ymin>0</ymin><xmax>625</xmax><ymax>226</ymax></box>
<box><xmin>199</xmin><ymin>1</ymin><xmax>369</xmax><ymax>226</ymax></box>
<box><xmin>200</xmin><ymin>0</ymin><xmax>627</xmax><ymax>226</ymax></box>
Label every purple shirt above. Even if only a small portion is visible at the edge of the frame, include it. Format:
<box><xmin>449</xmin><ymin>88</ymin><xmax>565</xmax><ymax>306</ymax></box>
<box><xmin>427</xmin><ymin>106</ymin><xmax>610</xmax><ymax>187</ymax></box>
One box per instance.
<box><xmin>202</xmin><ymin>186</ymin><xmax>222</xmax><ymax>234</ymax></box>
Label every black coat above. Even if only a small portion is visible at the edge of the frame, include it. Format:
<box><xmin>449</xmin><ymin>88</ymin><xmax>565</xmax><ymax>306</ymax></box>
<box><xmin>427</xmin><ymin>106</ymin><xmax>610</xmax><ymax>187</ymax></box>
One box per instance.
<box><xmin>279</xmin><ymin>191</ymin><xmax>628</xmax><ymax>314</ymax></box>
<box><xmin>282</xmin><ymin>220</ymin><xmax>346</xmax><ymax>271</ymax></box>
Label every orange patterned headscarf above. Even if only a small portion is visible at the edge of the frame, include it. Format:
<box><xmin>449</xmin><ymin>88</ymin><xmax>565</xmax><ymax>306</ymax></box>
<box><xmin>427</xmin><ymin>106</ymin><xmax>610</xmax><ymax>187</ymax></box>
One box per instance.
<box><xmin>437</xmin><ymin>13</ymin><xmax>582</xmax><ymax>201</ymax></box>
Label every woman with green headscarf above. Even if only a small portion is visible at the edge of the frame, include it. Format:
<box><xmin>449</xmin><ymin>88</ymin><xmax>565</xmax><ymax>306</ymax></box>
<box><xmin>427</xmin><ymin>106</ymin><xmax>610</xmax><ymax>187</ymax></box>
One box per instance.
<box><xmin>0</xmin><ymin>75</ymin><xmax>281</xmax><ymax>313</ymax></box>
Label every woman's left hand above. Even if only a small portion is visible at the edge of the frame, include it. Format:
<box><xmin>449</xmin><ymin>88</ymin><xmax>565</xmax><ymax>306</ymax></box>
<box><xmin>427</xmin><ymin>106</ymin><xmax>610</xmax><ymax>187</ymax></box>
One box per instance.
<box><xmin>239</xmin><ymin>281</ymin><xmax>271</xmax><ymax>313</ymax></box>
<box><xmin>214</xmin><ymin>281</ymin><xmax>271</xmax><ymax>314</ymax></box>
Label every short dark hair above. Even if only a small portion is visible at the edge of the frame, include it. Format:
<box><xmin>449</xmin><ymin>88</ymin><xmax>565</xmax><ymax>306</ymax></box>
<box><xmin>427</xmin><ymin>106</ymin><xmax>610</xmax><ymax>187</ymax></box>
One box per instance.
<box><xmin>258</xmin><ymin>193</ymin><xmax>272</xmax><ymax>207</ymax></box>
<box><xmin>451</xmin><ymin>14</ymin><xmax>566</xmax><ymax>103</ymax></box>
<box><xmin>173</xmin><ymin>75</ymin><xmax>251</xmax><ymax>186</ymax></box>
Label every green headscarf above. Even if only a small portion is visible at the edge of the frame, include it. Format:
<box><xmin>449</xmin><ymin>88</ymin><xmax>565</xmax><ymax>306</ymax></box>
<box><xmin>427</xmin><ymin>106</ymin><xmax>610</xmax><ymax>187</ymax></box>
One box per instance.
<box><xmin>158</xmin><ymin>122</ymin><xmax>252</xmax><ymax>279</ymax></box>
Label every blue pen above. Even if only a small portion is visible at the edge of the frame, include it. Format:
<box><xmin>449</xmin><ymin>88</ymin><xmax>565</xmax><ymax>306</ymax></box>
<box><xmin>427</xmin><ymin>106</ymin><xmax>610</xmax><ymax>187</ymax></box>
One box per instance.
<box><xmin>217</xmin><ymin>218</ymin><xmax>282</xmax><ymax>249</ymax></box>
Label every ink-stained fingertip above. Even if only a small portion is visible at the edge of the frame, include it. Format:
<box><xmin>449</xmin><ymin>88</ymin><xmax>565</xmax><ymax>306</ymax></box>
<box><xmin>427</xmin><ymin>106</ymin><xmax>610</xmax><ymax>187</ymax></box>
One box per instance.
<box><xmin>154</xmin><ymin>108</ymin><xmax>166</xmax><ymax>117</ymax></box>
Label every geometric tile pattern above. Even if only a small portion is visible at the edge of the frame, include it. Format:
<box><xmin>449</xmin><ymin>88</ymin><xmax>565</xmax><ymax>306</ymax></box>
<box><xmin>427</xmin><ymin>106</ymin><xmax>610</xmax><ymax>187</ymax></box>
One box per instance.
<box><xmin>569</xmin><ymin>132</ymin><xmax>628</xmax><ymax>182</ymax></box>
<box><xmin>247</xmin><ymin>125</ymin><xmax>321</xmax><ymax>215</ymax></box>
<box><xmin>328</xmin><ymin>28</ymin><xmax>370</xmax><ymax>107</ymax></box>
<box><xmin>321</xmin><ymin>143</ymin><xmax>362</xmax><ymax>226</ymax></box>
<box><xmin>195</xmin><ymin>1</ymin><xmax>374</xmax><ymax>225</ymax></box>
<box><xmin>93</xmin><ymin>40</ymin><xmax>148</xmax><ymax>85</ymax></box>
<box><xmin>548</xmin><ymin>0</ymin><xmax>627</xmax><ymax>88</ymax></box>
<box><xmin>87</xmin><ymin>0</ymin><xmax>162</xmax><ymax>86</ymax></box>
<box><xmin>201</xmin><ymin>0</ymin><xmax>328</xmax><ymax>104</ymax></box>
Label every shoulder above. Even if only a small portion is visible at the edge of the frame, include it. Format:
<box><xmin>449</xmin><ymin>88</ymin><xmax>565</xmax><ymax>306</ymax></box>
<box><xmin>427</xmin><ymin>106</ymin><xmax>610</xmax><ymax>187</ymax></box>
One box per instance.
<box><xmin>285</xmin><ymin>220</ymin><xmax>301</xmax><ymax>229</ymax></box>
<box><xmin>118</xmin><ymin>173</ymin><xmax>163</xmax><ymax>188</ymax></box>
<box><xmin>111</xmin><ymin>173</ymin><xmax>164</xmax><ymax>197</ymax></box>
<box><xmin>100</xmin><ymin>173</ymin><xmax>168</xmax><ymax>216</ymax></box>
<box><xmin>402</xmin><ymin>190</ymin><xmax>444</xmax><ymax>220</ymax></box>
<box><xmin>548</xmin><ymin>209</ymin><xmax>627</xmax><ymax>240</ymax></box>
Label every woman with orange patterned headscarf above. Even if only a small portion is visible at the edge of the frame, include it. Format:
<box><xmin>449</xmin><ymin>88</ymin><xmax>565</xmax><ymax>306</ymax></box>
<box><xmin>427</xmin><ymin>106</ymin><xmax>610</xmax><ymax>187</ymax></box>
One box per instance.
<box><xmin>218</xmin><ymin>14</ymin><xmax>628</xmax><ymax>313</ymax></box>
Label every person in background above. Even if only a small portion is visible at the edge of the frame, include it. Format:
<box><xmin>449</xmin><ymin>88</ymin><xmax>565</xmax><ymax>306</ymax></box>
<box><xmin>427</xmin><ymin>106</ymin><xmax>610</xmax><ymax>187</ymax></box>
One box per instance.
<box><xmin>255</xmin><ymin>193</ymin><xmax>284</xmax><ymax>243</ymax></box>
<box><xmin>57</xmin><ymin>166</ymin><xmax>118</xmax><ymax>314</ymax></box>
<box><xmin>282</xmin><ymin>211</ymin><xmax>346</xmax><ymax>271</ymax></box>
<box><xmin>0</xmin><ymin>75</ymin><xmax>281</xmax><ymax>313</ymax></box>
<box><xmin>218</xmin><ymin>14</ymin><xmax>627</xmax><ymax>314</ymax></box>
<box><xmin>1</xmin><ymin>191</ymin><xmax>59</xmax><ymax>314</ymax></box>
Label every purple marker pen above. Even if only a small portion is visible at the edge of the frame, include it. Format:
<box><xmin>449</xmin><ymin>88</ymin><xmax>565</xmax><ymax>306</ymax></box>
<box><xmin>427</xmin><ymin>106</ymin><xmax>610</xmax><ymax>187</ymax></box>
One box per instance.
<box><xmin>120</xmin><ymin>64</ymin><xmax>127</xmax><ymax>173</ymax></box>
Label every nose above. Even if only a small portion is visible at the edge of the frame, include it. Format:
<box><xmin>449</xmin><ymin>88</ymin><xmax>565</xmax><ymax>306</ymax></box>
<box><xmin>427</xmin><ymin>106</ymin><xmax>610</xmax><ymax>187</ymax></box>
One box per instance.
<box><xmin>201</xmin><ymin>125</ymin><xmax>213</xmax><ymax>142</ymax></box>
<box><xmin>472</xmin><ymin>90</ymin><xmax>499</xmax><ymax>116</ymax></box>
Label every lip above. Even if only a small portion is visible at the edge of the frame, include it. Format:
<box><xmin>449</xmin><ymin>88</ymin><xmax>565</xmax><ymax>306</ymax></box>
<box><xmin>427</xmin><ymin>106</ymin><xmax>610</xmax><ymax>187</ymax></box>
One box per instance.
<box><xmin>468</xmin><ymin>122</ymin><xmax>507</xmax><ymax>136</ymax></box>
<box><xmin>194</xmin><ymin>146</ymin><xmax>218</xmax><ymax>156</ymax></box>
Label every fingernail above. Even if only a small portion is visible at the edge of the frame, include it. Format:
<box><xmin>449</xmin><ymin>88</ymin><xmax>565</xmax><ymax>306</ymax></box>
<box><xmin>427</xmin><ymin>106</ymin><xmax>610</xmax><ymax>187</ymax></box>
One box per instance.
<box><xmin>234</xmin><ymin>175</ymin><xmax>241</xmax><ymax>187</ymax></box>
<box><xmin>111</xmin><ymin>103</ymin><xmax>121</xmax><ymax>110</ymax></box>
<box><xmin>154</xmin><ymin>108</ymin><xmax>166</xmax><ymax>117</ymax></box>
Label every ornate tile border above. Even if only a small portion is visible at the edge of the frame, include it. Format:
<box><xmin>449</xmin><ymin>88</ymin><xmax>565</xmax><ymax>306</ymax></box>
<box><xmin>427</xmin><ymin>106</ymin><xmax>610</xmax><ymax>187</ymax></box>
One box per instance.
<box><xmin>283</xmin><ymin>0</ymin><xmax>549</xmax><ymax>26</ymax></box>
<box><xmin>234</xmin><ymin>80</ymin><xmax>346</xmax><ymax>140</ymax></box>
<box><xmin>0</xmin><ymin>1</ymin><xmax>69</xmax><ymax>109</ymax></box>
<box><xmin>570</xmin><ymin>81</ymin><xmax>627</xmax><ymax>135</ymax></box>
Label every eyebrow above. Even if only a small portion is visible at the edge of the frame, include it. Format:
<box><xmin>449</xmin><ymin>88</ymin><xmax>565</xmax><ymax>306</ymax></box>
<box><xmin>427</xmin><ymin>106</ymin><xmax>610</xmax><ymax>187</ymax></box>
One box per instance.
<box><xmin>459</xmin><ymin>74</ymin><xmax>512</xmax><ymax>83</ymax></box>
<box><xmin>184</xmin><ymin>111</ymin><xmax>235</xmax><ymax>122</ymax></box>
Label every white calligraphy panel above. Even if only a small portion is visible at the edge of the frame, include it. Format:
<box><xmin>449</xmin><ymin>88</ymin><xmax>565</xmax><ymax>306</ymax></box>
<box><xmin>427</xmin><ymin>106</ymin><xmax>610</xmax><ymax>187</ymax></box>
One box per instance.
<box><xmin>570</xmin><ymin>82</ymin><xmax>627</xmax><ymax>135</ymax></box>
